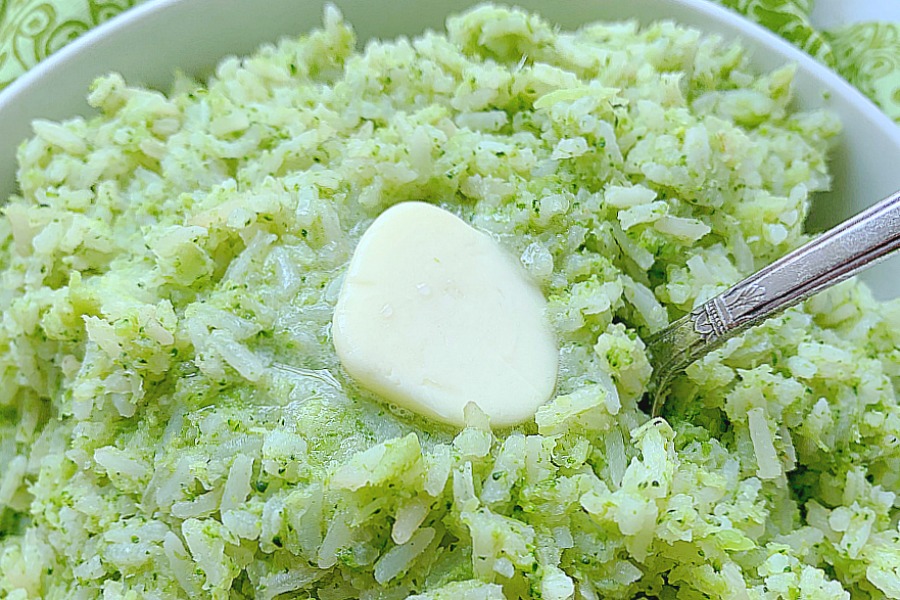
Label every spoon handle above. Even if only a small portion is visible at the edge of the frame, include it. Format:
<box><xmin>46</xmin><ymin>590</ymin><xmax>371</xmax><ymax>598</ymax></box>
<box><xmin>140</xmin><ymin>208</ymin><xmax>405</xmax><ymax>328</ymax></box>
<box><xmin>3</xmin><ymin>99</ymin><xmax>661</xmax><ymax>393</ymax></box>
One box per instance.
<box><xmin>648</xmin><ymin>188</ymin><xmax>900</xmax><ymax>416</ymax></box>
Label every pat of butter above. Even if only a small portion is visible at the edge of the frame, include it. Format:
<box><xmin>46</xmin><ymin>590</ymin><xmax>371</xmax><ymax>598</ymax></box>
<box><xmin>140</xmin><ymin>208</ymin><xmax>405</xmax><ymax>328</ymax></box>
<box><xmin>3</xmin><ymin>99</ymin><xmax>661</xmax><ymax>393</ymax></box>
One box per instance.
<box><xmin>332</xmin><ymin>202</ymin><xmax>558</xmax><ymax>427</ymax></box>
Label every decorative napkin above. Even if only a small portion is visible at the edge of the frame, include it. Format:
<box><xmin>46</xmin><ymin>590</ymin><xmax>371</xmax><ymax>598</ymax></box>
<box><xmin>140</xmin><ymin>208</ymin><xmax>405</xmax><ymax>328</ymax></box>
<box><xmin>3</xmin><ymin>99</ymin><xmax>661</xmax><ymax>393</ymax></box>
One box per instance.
<box><xmin>0</xmin><ymin>0</ymin><xmax>897</xmax><ymax>123</ymax></box>
<box><xmin>0</xmin><ymin>0</ymin><xmax>138</xmax><ymax>87</ymax></box>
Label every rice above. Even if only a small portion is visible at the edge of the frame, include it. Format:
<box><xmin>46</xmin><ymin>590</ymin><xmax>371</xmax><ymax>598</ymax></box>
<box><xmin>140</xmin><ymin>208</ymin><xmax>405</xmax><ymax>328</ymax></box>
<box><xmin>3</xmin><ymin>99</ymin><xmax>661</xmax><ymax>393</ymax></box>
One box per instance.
<box><xmin>1</xmin><ymin>3</ymin><xmax>898</xmax><ymax>599</ymax></box>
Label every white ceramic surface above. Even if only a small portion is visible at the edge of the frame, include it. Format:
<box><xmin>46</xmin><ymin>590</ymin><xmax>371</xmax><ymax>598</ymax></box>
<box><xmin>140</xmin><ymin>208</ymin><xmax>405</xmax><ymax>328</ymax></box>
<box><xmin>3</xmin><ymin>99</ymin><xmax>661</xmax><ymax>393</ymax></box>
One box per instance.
<box><xmin>1</xmin><ymin>0</ymin><xmax>899</xmax><ymax>296</ymax></box>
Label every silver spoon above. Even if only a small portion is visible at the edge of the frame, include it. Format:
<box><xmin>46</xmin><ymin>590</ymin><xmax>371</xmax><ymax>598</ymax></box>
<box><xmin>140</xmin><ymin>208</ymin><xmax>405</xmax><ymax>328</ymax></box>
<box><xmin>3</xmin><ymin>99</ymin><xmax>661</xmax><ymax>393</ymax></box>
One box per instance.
<box><xmin>646</xmin><ymin>188</ymin><xmax>900</xmax><ymax>416</ymax></box>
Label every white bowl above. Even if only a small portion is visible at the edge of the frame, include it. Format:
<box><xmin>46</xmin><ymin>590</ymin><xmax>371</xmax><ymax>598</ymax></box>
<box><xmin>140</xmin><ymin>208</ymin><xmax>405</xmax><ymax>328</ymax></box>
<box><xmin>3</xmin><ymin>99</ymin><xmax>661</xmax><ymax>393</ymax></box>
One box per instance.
<box><xmin>1</xmin><ymin>0</ymin><xmax>899</xmax><ymax>295</ymax></box>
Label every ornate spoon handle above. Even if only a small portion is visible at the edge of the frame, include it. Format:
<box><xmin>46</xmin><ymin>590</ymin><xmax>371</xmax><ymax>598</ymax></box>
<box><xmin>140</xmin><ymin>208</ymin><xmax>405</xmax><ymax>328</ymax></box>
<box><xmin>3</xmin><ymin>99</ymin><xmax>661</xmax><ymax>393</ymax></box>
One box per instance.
<box><xmin>647</xmin><ymin>188</ymin><xmax>900</xmax><ymax>416</ymax></box>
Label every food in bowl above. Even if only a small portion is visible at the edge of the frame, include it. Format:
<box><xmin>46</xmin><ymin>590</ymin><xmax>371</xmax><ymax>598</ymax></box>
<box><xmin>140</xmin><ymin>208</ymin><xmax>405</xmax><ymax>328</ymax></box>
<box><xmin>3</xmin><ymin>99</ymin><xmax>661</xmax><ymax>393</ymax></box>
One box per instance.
<box><xmin>1</xmin><ymin>4</ymin><xmax>899</xmax><ymax>598</ymax></box>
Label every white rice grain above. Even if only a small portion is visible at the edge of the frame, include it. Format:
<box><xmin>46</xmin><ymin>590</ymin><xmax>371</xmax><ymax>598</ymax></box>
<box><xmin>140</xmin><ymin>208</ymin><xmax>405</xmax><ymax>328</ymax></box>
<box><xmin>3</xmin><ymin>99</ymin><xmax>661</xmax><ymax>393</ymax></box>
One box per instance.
<box><xmin>374</xmin><ymin>526</ymin><xmax>436</xmax><ymax>584</ymax></box>
<box><xmin>747</xmin><ymin>407</ymin><xmax>782</xmax><ymax>480</ymax></box>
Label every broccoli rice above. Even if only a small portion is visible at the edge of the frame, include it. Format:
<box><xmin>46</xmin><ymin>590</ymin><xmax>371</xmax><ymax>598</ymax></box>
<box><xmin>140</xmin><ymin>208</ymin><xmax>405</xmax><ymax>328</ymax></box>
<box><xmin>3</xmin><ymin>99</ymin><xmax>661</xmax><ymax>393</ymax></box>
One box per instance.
<box><xmin>2</xmin><ymin>4</ymin><xmax>900</xmax><ymax>599</ymax></box>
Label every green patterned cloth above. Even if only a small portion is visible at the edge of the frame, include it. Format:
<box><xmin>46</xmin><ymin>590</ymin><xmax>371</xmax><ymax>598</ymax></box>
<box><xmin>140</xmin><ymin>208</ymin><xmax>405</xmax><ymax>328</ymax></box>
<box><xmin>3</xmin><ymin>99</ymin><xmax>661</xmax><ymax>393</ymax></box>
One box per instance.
<box><xmin>0</xmin><ymin>0</ymin><xmax>138</xmax><ymax>87</ymax></box>
<box><xmin>0</xmin><ymin>0</ymin><xmax>898</xmax><ymax>122</ymax></box>
<box><xmin>827</xmin><ymin>22</ymin><xmax>900</xmax><ymax>122</ymax></box>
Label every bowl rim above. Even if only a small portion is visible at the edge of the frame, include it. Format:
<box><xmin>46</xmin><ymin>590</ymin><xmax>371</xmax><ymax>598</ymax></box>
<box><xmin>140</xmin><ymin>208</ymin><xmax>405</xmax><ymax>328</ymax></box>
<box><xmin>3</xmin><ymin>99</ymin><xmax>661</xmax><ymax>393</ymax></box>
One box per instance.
<box><xmin>2</xmin><ymin>0</ymin><xmax>898</xmax><ymax>140</ymax></box>
<box><xmin>0</xmin><ymin>0</ymin><xmax>180</xmax><ymax>110</ymax></box>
